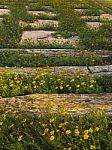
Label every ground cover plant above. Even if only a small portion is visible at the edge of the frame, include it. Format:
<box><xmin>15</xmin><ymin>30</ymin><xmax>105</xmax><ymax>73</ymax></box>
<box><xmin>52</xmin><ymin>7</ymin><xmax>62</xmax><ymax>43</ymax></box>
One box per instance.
<box><xmin>49</xmin><ymin>0</ymin><xmax>112</xmax><ymax>50</ymax></box>
<box><xmin>0</xmin><ymin>69</ymin><xmax>112</xmax><ymax>97</ymax></box>
<box><xmin>0</xmin><ymin>50</ymin><xmax>103</xmax><ymax>67</ymax></box>
<box><xmin>78</xmin><ymin>22</ymin><xmax>112</xmax><ymax>50</ymax></box>
<box><xmin>0</xmin><ymin>108</ymin><xmax>112</xmax><ymax>150</ymax></box>
<box><xmin>0</xmin><ymin>15</ymin><xmax>23</xmax><ymax>48</ymax></box>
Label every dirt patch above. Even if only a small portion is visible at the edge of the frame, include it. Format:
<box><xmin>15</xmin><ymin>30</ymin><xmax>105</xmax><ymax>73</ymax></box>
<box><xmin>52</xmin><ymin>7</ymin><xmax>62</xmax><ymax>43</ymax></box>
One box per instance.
<box><xmin>21</xmin><ymin>30</ymin><xmax>79</xmax><ymax>45</ymax></box>
<box><xmin>0</xmin><ymin>93</ymin><xmax>112</xmax><ymax>115</ymax></box>
<box><xmin>0</xmin><ymin>9</ymin><xmax>10</xmax><ymax>15</ymax></box>
<box><xmin>100</xmin><ymin>13</ymin><xmax>112</xmax><ymax>21</ymax></box>
<box><xmin>21</xmin><ymin>30</ymin><xmax>55</xmax><ymax>40</ymax></box>
<box><xmin>86</xmin><ymin>22</ymin><xmax>103</xmax><ymax>29</ymax></box>
<box><xmin>28</xmin><ymin>11</ymin><xmax>56</xmax><ymax>16</ymax></box>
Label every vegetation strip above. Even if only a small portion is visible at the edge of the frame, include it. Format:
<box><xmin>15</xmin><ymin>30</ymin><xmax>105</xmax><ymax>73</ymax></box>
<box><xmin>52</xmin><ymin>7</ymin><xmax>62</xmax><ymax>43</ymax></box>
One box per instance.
<box><xmin>0</xmin><ymin>108</ymin><xmax>111</xmax><ymax>149</ymax></box>
<box><xmin>0</xmin><ymin>68</ymin><xmax>112</xmax><ymax>97</ymax></box>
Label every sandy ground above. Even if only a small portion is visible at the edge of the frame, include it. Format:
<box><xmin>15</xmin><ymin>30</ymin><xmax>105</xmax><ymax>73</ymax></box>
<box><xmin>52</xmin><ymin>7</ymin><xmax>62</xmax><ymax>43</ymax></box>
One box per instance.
<box><xmin>21</xmin><ymin>30</ymin><xmax>79</xmax><ymax>45</ymax></box>
<box><xmin>28</xmin><ymin>10</ymin><xmax>56</xmax><ymax>16</ymax></box>
<box><xmin>0</xmin><ymin>9</ymin><xmax>10</xmax><ymax>15</ymax></box>
<box><xmin>0</xmin><ymin>93</ymin><xmax>112</xmax><ymax>115</ymax></box>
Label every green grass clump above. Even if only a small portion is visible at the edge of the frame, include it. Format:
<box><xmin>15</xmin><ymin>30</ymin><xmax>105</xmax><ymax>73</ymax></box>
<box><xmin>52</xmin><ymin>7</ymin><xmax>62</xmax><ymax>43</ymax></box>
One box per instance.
<box><xmin>0</xmin><ymin>15</ymin><xmax>23</xmax><ymax>48</ymax></box>
<box><xmin>78</xmin><ymin>22</ymin><xmax>112</xmax><ymax>50</ymax></box>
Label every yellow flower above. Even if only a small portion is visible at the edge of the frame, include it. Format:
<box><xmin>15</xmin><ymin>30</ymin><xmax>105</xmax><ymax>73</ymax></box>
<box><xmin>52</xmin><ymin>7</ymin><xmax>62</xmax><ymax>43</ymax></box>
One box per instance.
<box><xmin>8</xmin><ymin>124</ymin><xmax>14</xmax><ymax>129</ymax></box>
<box><xmin>30</xmin><ymin>121</ymin><xmax>33</xmax><ymax>125</ymax></box>
<box><xmin>68</xmin><ymin>87</ymin><xmax>72</xmax><ymax>90</ymax></box>
<box><xmin>90</xmin><ymin>79</ymin><xmax>96</xmax><ymax>84</ymax></box>
<box><xmin>100</xmin><ymin>106</ymin><xmax>104</xmax><ymax>111</ymax></box>
<box><xmin>95</xmin><ymin>127</ymin><xmax>100</xmax><ymax>132</ymax></box>
<box><xmin>50</xmin><ymin>130</ymin><xmax>55</xmax><ymax>135</ymax></box>
<box><xmin>0</xmin><ymin>122</ymin><xmax>3</xmax><ymax>126</ymax></box>
<box><xmin>76</xmin><ymin>85</ymin><xmax>80</xmax><ymax>88</ymax></box>
<box><xmin>22</xmin><ymin>118</ymin><xmax>26</xmax><ymax>123</ymax></box>
<box><xmin>84</xmin><ymin>130</ymin><xmax>89</xmax><ymax>134</ymax></box>
<box><xmin>41</xmin><ymin>72</ymin><xmax>46</xmax><ymax>76</ymax></box>
<box><xmin>81</xmin><ymin>82</ymin><xmax>86</xmax><ymax>86</ymax></box>
<box><xmin>90</xmin><ymin>85</ymin><xmax>94</xmax><ymax>88</ymax></box>
<box><xmin>57</xmin><ymin>78</ymin><xmax>61</xmax><ymax>81</ymax></box>
<box><xmin>92</xmin><ymin>59</ymin><xmax>95</xmax><ymax>62</ymax></box>
<box><xmin>83</xmin><ymin>134</ymin><xmax>89</xmax><ymax>140</ymax></box>
<box><xmin>66</xmin><ymin>84</ymin><xmax>69</xmax><ymax>87</ymax></box>
<box><xmin>70</xmin><ymin>79</ymin><xmax>75</xmax><ymax>82</ymax></box>
<box><xmin>59</xmin><ymin>123</ymin><xmax>63</xmax><ymax>128</ymax></box>
<box><xmin>42</xmin><ymin>123</ymin><xmax>47</xmax><ymax>128</ymax></box>
<box><xmin>76</xmin><ymin>75</ymin><xmax>79</xmax><ymax>78</ymax></box>
<box><xmin>18</xmin><ymin>135</ymin><xmax>23</xmax><ymax>142</ymax></box>
<box><xmin>74</xmin><ymin>129</ymin><xmax>80</xmax><ymax>136</ymax></box>
<box><xmin>88</xmin><ymin>128</ymin><xmax>93</xmax><ymax>133</ymax></box>
<box><xmin>90</xmin><ymin>145</ymin><xmax>96</xmax><ymax>150</ymax></box>
<box><xmin>56</xmin><ymin>129</ymin><xmax>59</xmax><ymax>133</ymax></box>
<box><xmin>66</xmin><ymin>130</ymin><xmax>71</xmax><ymax>135</ymax></box>
<box><xmin>50</xmin><ymin>135</ymin><xmax>55</xmax><ymax>141</ymax></box>
<box><xmin>60</xmin><ymin>85</ymin><xmax>63</xmax><ymax>90</ymax></box>
<box><xmin>68</xmin><ymin>142</ymin><xmax>72</xmax><ymax>146</ymax></box>
<box><xmin>64</xmin><ymin>121</ymin><xmax>68</xmax><ymax>125</ymax></box>
<box><xmin>44</xmin><ymin>128</ymin><xmax>49</xmax><ymax>133</ymax></box>
<box><xmin>50</xmin><ymin>118</ymin><xmax>55</xmax><ymax>123</ymax></box>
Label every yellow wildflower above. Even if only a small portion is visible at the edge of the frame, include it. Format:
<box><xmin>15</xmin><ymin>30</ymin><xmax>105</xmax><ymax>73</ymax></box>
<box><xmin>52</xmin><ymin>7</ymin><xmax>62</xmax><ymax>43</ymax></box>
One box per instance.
<box><xmin>50</xmin><ymin>135</ymin><xmax>55</xmax><ymax>141</ymax></box>
<box><xmin>84</xmin><ymin>130</ymin><xmax>89</xmax><ymax>134</ymax></box>
<box><xmin>66</xmin><ymin>84</ymin><xmax>69</xmax><ymax>87</ymax></box>
<box><xmin>22</xmin><ymin>118</ymin><xmax>26</xmax><ymax>123</ymax></box>
<box><xmin>70</xmin><ymin>79</ymin><xmax>75</xmax><ymax>82</ymax></box>
<box><xmin>66</xmin><ymin>130</ymin><xmax>71</xmax><ymax>135</ymax></box>
<box><xmin>83</xmin><ymin>134</ymin><xmax>89</xmax><ymax>140</ymax></box>
<box><xmin>90</xmin><ymin>85</ymin><xmax>94</xmax><ymax>88</ymax></box>
<box><xmin>30</xmin><ymin>121</ymin><xmax>33</xmax><ymax>125</ymax></box>
<box><xmin>81</xmin><ymin>82</ymin><xmax>86</xmax><ymax>86</ymax></box>
<box><xmin>90</xmin><ymin>79</ymin><xmax>96</xmax><ymax>84</ymax></box>
<box><xmin>42</xmin><ymin>123</ymin><xmax>47</xmax><ymax>127</ymax></box>
<box><xmin>50</xmin><ymin>118</ymin><xmax>55</xmax><ymax>123</ymax></box>
<box><xmin>50</xmin><ymin>130</ymin><xmax>55</xmax><ymax>135</ymax></box>
<box><xmin>18</xmin><ymin>135</ymin><xmax>23</xmax><ymax>142</ymax></box>
<box><xmin>88</xmin><ymin>128</ymin><xmax>93</xmax><ymax>133</ymax></box>
<box><xmin>76</xmin><ymin>85</ymin><xmax>80</xmax><ymax>88</ymax></box>
<box><xmin>68</xmin><ymin>142</ymin><xmax>72</xmax><ymax>146</ymax></box>
<box><xmin>95</xmin><ymin>127</ymin><xmax>100</xmax><ymax>132</ymax></box>
<box><xmin>8</xmin><ymin>124</ymin><xmax>14</xmax><ymax>129</ymax></box>
<box><xmin>59</xmin><ymin>123</ymin><xmax>63</xmax><ymax>128</ymax></box>
<box><xmin>68</xmin><ymin>86</ymin><xmax>72</xmax><ymax>90</ymax></box>
<box><xmin>90</xmin><ymin>145</ymin><xmax>96</xmax><ymax>150</ymax></box>
<box><xmin>74</xmin><ymin>129</ymin><xmax>80</xmax><ymax>136</ymax></box>
<box><xmin>44</xmin><ymin>128</ymin><xmax>49</xmax><ymax>133</ymax></box>
<box><xmin>60</xmin><ymin>85</ymin><xmax>63</xmax><ymax>90</ymax></box>
<box><xmin>57</xmin><ymin>78</ymin><xmax>61</xmax><ymax>81</ymax></box>
<box><xmin>0</xmin><ymin>122</ymin><xmax>3</xmax><ymax>126</ymax></box>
